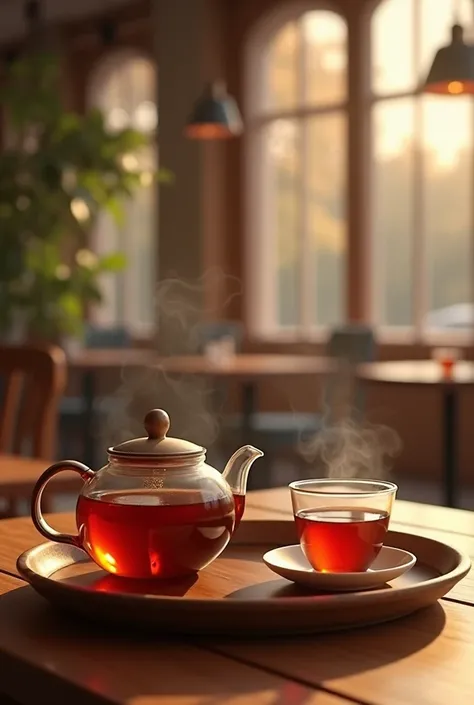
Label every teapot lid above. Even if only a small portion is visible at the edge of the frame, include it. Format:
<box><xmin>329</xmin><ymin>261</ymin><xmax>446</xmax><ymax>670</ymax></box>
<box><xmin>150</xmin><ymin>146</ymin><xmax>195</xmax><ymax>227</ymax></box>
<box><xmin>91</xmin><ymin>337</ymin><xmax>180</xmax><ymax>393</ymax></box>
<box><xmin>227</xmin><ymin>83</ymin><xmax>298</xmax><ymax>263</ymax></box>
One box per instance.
<box><xmin>108</xmin><ymin>409</ymin><xmax>205</xmax><ymax>461</ymax></box>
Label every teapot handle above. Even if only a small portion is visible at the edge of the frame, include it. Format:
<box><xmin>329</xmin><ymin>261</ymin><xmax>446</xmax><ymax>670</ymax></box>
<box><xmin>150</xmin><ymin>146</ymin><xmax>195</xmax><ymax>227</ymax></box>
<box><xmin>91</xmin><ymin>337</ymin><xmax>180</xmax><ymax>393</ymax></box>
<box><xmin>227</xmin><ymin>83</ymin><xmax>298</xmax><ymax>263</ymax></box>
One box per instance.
<box><xmin>31</xmin><ymin>461</ymin><xmax>95</xmax><ymax>547</ymax></box>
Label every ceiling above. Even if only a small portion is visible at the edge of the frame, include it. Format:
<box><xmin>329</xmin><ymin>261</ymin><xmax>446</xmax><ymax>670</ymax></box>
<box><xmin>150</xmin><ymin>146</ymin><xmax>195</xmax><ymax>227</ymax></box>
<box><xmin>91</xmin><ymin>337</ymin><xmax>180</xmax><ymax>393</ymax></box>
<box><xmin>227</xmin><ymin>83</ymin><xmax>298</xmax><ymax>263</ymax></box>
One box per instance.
<box><xmin>0</xmin><ymin>0</ymin><xmax>133</xmax><ymax>45</ymax></box>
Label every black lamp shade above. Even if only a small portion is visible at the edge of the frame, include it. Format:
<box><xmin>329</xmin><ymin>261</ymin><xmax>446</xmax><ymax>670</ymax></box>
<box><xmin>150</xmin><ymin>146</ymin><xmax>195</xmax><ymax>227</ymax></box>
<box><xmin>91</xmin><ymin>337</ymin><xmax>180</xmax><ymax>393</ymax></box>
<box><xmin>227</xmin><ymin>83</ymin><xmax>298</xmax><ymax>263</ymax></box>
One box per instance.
<box><xmin>184</xmin><ymin>81</ymin><xmax>243</xmax><ymax>139</ymax></box>
<box><xmin>424</xmin><ymin>24</ymin><xmax>474</xmax><ymax>95</ymax></box>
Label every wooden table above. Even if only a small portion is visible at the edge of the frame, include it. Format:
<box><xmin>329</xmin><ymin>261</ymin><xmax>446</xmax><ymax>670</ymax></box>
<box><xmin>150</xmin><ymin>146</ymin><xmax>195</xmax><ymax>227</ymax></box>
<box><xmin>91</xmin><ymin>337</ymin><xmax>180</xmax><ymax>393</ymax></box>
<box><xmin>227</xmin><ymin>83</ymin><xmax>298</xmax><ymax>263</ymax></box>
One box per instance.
<box><xmin>68</xmin><ymin>350</ymin><xmax>330</xmax><ymax>467</ymax></box>
<box><xmin>0</xmin><ymin>487</ymin><xmax>473</xmax><ymax>704</ymax></box>
<box><xmin>0</xmin><ymin>455</ymin><xmax>80</xmax><ymax>508</ymax></box>
<box><xmin>0</xmin><ymin>456</ymin><xmax>48</xmax><ymax>497</ymax></box>
<box><xmin>358</xmin><ymin>360</ymin><xmax>474</xmax><ymax>509</ymax></box>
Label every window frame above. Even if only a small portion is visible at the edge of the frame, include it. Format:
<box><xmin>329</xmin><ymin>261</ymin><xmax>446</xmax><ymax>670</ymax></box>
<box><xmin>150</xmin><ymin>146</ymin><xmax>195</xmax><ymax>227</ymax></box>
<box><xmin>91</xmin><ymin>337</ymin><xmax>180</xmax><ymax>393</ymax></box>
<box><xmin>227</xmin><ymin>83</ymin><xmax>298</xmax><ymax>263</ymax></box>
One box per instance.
<box><xmin>244</xmin><ymin>0</ymin><xmax>474</xmax><ymax>347</ymax></box>
<box><xmin>370</xmin><ymin>0</ymin><xmax>474</xmax><ymax>346</ymax></box>
<box><xmin>244</xmin><ymin>1</ymin><xmax>349</xmax><ymax>341</ymax></box>
<box><xmin>87</xmin><ymin>49</ymin><xmax>158</xmax><ymax>337</ymax></box>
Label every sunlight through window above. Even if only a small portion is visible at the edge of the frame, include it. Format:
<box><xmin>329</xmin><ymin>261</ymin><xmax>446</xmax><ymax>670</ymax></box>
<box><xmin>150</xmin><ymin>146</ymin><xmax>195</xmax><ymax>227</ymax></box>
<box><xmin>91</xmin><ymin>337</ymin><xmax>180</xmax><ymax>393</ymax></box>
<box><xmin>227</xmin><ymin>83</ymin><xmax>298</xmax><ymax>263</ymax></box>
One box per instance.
<box><xmin>372</xmin><ymin>0</ymin><xmax>473</xmax><ymax>336</ymax></box>
<box><xmin>247</xmin><ymin>10</ymin><xmax>347</xmax><ymax>335</ymax></box>
<box><xmin>88</xmin><ymin>53</ymin><xmax>157</xmax><ymax>334</ymax></box>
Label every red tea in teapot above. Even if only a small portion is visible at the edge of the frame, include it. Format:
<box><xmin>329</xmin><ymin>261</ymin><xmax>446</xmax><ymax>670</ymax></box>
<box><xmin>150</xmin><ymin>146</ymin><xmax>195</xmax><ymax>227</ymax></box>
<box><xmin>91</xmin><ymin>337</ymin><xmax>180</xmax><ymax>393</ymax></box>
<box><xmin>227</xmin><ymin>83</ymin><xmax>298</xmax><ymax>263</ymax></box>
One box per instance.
<box><xmin>76</xmin><ymin>489</ymin><xmax>243</xmax><ymax>579</ymax></box>
<box><xmin>295</xmin><ymin>507</ymin><xmax>389</xmax><ymax>573</ymax></box>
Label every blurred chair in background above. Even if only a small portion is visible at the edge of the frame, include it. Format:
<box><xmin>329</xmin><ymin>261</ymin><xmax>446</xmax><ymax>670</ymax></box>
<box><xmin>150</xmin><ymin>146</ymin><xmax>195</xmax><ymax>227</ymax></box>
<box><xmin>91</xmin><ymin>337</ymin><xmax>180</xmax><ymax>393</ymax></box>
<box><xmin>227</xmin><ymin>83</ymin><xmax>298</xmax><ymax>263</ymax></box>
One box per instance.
<box><xmin>84</xmin><ymin>325</ymin><xmax>131</xmax><ymax>349</ymax></box>
<box><xmin>324</xmin><ymin>323</ymin><xmax>376</xmax><ymax>419</ymax></box>
<box><xmin>0</xmin><ymin>343</ymin><xmax>67</xmax><ymax>515</ymax></box>
<box><xmin>250</xmin><ymin>324</ymin><xmax>376</xmax><ymax>487</ymax></box>
<box><xmin>193</xmin><ymin>320</ymin><xmax>375</xmax><ymax>486</ymax></box>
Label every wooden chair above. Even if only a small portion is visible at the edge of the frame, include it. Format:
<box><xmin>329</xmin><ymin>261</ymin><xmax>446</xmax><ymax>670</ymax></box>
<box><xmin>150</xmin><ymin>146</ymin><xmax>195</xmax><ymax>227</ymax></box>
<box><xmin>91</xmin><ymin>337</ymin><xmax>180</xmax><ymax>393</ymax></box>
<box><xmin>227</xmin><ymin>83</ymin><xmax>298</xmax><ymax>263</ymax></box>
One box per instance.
<box><xmin>0</xmin><ymin>343</ymin><xmax>67</xmax><ymax>515</ymax></box>
<box><xmin>249</xmin><ymin>325</ymin><xmax>376</xmax><ymax>488</ymax></box>
<box><xmin>323</xmin><ymin>323</ymin><xmax>376</xmax><ymax>420</ymax></box>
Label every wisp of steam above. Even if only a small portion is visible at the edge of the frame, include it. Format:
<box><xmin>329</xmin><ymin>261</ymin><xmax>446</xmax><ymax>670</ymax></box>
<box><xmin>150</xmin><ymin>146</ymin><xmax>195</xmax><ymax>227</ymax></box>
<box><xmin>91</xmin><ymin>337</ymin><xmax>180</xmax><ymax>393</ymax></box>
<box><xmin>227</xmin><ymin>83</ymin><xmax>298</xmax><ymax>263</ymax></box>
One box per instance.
<box><xmin>97</xmin><ymin>271</ymin><xmax>400</xmax><ymax>480</ymax></box>
<box><xmin>299</xmin><ymin>418</ymin><xmax>401</xmax><ymax>480</ymax></box>
<box><xmin>299</xmin><ymin>359</ymin><xmax>401</xmax><ymax>480</ymax></box>
<box><xmin>97</xmin><ymin>270</ymin><xmax>241</xmax><ymax>456</ymax></box>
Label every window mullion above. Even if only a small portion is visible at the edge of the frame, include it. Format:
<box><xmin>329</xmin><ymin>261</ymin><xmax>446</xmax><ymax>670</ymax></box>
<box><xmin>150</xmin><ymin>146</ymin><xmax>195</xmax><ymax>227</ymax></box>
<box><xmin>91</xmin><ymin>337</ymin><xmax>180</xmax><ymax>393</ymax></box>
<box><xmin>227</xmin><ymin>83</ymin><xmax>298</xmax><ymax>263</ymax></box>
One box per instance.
<box><xmin>412</xmin><ymin>0</ymin><xmax>426</xmax><ymax>339</ymax></box>
<box><xmin>297</xmin><ymin>17</ymin><xmax>312</xmax><ymax>333</ymax></box>
<box><xmin>299</xmin><ymin>118</ymin><xmax>312</xmax><ymax>332</ymax></box>
<box><xmin>259</xmin><ymin>128</ymin><xmax>278</xmax><ymax>335</ymax></box>
<box><xmin>413</xmin><ymin>102</ymin><xmax>426</xmax><ymax>339</ymax></box>
<box><xmin>471</xmin><ymin>99</ymin><xmax>474</xmax><ymax>350</ymax></box>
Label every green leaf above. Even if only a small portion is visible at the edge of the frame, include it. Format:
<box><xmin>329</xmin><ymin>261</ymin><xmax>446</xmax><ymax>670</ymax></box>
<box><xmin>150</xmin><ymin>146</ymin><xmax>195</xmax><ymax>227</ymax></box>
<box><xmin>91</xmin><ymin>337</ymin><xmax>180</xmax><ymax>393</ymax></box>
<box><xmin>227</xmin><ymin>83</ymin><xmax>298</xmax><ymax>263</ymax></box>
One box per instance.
<box><xmin>113</xmin><ymin>129</ymin><xmax>148</xmax><ymax>151</ymax></box>
<box><xmin>0</xmin><ymin>50</ymin><xmax>173</xmax><ymax>340</ymax></box>
<box><xmin>98</xmin><ymin>252</ymin><xmax>127</xmax><ymax>272</ymax></box>
<box><xmin>58</xmin><ymin>291</ymin><xmax>83</xmax><ymax>319</ymax></box>
<box><xmin>104</xmin><ymin>196</ymin><xmax>125</xmax><ymax>225</ymax></box>
<box><xmin>56</xmin><ymin>113</ymin><xmax>81</xmax><ymax>135</ymax></box>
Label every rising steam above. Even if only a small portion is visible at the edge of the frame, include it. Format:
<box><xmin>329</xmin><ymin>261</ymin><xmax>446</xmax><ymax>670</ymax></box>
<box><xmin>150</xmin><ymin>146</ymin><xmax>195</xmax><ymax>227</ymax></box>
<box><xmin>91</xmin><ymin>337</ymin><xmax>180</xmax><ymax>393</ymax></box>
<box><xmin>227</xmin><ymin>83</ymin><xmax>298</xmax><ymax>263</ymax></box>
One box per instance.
<box><xmin>299</xmin><ymin>418</ymin><xmax>401</xmax><ymax>480</ymax></box>
<box><xmin>97</xmin><ymin>271</ymin><xmax>401</xmax><ymax>480</ymax></box>
<box><xmin>299</xmin><ymin>358</ymin><xmax>401</xmax><ymax>479</ymax></box>
<box><xmin>97</xmin><ymin>271</ymin><xmax>241</xmax><ymax>456</ymax></box>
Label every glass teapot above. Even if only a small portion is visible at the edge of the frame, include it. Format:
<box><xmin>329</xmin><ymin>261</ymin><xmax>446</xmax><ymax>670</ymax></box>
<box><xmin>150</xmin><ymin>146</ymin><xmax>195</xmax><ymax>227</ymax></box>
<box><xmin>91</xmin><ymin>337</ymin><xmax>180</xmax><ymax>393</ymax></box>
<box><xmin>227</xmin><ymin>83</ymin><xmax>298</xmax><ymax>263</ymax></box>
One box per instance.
<box><xmin>31</xmin><ymin>409</ymin><xmax>263</xmax><ymax>579</ymax></box>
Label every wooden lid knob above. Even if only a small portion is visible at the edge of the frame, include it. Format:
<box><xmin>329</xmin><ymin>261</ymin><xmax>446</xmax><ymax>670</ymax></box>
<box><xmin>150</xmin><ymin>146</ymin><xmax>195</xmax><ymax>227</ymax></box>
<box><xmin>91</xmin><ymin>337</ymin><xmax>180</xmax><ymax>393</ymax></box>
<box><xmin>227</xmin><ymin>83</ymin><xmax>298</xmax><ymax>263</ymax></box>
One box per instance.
<box><xmin>144</xmin><ymin>409</ymin><xmax>170</xmax><ymax>440</ymax></box>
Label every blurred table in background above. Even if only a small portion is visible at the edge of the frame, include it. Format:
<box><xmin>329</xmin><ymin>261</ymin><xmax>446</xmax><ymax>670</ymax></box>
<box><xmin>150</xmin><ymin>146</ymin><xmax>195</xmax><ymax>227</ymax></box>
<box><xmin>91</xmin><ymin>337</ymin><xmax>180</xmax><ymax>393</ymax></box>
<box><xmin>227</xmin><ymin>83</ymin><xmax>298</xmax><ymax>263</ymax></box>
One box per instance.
<box><xmin>67</xmin><ymin>351</ymin><xmax>331</xmax><ymax>468</ymax></box>
<box><xmin>0</xmin><ymin>455</ymin><xmax>80</xmax><ymax>517</ymax></box>
<box><xmin>358</xmin><ymin>360</ymin><xmax>474</xmax><ymax>509</ymax></box>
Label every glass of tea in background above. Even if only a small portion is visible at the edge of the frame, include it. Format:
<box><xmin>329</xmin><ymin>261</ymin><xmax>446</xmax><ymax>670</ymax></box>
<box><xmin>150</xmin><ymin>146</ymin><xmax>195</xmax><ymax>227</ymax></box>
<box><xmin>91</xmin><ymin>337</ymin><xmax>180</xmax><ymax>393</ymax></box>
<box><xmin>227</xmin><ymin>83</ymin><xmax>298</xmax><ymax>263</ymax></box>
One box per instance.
<box><xmin>432</xmin><ymin>347</ymin><xmax>461</xmax><ymax>378</ymax></box>
<box><xmin>290</xmin><ymin>479</ymin><xmax>398</xmax><ymax>573</ymax></box>
<box><xmin>204</xmin><ymin>336</ymin><xmax>236</xmax><ymax>366</ymax></box>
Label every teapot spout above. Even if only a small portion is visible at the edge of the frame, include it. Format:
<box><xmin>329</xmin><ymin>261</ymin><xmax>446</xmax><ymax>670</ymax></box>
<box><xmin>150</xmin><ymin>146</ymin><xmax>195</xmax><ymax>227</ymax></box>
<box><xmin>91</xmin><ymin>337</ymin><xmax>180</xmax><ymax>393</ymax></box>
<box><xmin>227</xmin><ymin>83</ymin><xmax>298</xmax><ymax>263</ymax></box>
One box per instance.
<box><xmin>222</xmin><ymin>445</ymin><xmax>264</xmax><ymax>496</ymax></box>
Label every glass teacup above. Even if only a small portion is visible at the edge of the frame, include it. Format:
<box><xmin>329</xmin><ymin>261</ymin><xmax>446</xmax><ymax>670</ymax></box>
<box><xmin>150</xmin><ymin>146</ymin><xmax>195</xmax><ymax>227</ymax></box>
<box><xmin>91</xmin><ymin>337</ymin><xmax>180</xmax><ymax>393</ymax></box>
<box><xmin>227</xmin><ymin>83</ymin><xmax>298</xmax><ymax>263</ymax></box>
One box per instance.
<box><xmin>432</xmin><ymin>347</ymin><xmax>461</xmax><ymax>378</ymax></box>
<box><xmin>289</xmin><ymin>479</ymin><xmax>398</xmax><ymax>573</ymax></box>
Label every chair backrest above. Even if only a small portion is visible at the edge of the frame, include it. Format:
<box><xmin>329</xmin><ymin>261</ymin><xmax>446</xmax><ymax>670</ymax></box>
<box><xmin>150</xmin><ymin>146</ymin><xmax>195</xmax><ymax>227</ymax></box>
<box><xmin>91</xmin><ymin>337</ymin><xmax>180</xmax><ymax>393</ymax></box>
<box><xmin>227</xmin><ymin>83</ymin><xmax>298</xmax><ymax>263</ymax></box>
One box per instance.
<box><xmin>85</xmin><ymin>325</ymin><xmax>131</xmax><ymax>349</ymax></box>
<box><xmin>328</xmin><ymin>324</ymin><xmax>375</xmax><ymax>364</ymax></box>
<box><xmin>325</xmin><ymin>325</ymin><xmax>375</xmax><ymax>418</ymax></box>
<box><xmin>193</xmin><ymin>321</ymin><xmax>244</xmax><ymax>353</ymax></box>
<box><xmin>0</xmin><ymin>344</ymin><xmax>67</xmax><ymax>459</ymax></box>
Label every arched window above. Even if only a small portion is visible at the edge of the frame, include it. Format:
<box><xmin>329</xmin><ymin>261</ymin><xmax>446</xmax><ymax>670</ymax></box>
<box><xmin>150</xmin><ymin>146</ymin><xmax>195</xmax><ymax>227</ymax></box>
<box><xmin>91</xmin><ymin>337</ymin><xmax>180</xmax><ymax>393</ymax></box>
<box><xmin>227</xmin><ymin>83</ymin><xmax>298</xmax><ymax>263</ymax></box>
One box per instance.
<box><xmin>372</xmin><ymin>0</ymin><xmax>473</xmax><ymax>336</ymax></box>
<box><xmin>88</xmin><ymin>52</ymin><xmax>158</xmax><ymax>334</ymax></box>
<box><xmin>245</xmin><ymin>7</ymin><xmax>347</xmax><ymax>336</ymax></box>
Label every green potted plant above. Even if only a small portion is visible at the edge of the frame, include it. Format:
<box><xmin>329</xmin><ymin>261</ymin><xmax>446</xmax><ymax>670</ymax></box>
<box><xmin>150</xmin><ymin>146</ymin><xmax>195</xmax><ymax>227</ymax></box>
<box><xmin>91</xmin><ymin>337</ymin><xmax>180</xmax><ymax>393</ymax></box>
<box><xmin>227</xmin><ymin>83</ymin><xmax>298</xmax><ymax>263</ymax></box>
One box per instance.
<box><xmin>0</xmin><ymin>52</ymin><xmax>170</xmax><ymax>344</ymax></box>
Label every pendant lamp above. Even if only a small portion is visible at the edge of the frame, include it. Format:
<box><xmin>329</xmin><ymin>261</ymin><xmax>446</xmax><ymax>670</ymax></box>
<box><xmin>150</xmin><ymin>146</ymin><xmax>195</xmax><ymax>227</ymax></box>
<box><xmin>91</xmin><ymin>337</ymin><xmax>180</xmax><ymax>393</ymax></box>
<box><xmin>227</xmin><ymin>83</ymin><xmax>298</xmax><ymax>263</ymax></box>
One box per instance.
<box><xmin>184</xmin><ymin>80</ymin><xmax>243</xmax><ymax>139</ymax></box>
<box><xmin>423</xmin><ymin>23</ymin><xmax>474</xmax><ymax>95</ymax></box>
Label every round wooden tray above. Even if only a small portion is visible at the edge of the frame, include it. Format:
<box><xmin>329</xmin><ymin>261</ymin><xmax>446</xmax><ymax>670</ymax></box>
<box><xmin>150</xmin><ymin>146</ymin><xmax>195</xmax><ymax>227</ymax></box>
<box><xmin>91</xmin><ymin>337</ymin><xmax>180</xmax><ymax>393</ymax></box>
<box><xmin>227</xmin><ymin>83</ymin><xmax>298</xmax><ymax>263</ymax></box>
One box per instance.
<box><xmin>17</xmin><ymin>520</ymin><xmax>470</xmax><ymax>637</ymax></box>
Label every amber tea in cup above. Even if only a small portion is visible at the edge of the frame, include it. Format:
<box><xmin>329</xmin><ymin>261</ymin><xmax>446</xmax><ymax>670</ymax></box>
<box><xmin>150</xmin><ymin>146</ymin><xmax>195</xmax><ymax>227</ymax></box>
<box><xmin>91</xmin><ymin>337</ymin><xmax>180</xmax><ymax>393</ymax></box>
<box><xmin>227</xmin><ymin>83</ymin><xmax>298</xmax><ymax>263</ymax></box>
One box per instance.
<box><xmin>290</xmin><ymin>479</ymin><xmax>397</xmax><ymax>573</ymax></box>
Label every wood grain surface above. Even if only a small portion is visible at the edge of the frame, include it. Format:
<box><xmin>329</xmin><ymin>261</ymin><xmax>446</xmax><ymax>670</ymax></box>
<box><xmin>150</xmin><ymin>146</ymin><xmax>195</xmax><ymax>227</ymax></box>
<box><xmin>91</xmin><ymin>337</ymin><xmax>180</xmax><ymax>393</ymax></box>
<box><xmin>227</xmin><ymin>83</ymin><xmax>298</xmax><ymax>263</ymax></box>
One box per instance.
<box><xmin>67</xmin><ymin>350</ymin><xmax>331</xmax><ymax>377</ymax></box>
<box><xmin>0</xmin><ymin>489</ymin><xmax>472</xmax><ymax>705</ymax></box>
<box><xmin>0</xmin><ymin>574</ymin><xmax>350</xmax><ymax>705</ymax></box>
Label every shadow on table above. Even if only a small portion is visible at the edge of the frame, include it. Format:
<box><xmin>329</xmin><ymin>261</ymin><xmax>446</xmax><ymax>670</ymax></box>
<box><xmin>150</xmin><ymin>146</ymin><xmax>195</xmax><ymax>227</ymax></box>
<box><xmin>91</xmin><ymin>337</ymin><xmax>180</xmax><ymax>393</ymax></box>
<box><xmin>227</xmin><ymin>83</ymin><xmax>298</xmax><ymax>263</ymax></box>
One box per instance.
<box><xmin>0</xmin><ymin>583</ymin><xmax>319</xmax><ymax>705</ymax></box>
<box><xmin>59</xmin><ymin>568</ymin><xmax>200</xmax><ymax>596</ymax></box>
<box><xmin>227</xmin><ymin>579</ymin><xmax>394</xmax><ymax>600</ymax></box>
<box><xmin>211</xmin><ymin>601</ymin><xmax>447</xmax><ymax>681</ymax></box>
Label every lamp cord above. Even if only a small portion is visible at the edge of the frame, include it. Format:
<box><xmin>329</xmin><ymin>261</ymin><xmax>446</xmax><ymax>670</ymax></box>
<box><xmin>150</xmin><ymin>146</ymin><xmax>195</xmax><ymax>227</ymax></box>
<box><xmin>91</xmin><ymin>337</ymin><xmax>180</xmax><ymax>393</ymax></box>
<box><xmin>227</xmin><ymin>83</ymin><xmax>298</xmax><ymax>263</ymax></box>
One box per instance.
<box><xmin>453</xmin><ymin>0</ymin><xmax>462</xmax><ymax>24</ymax></box>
